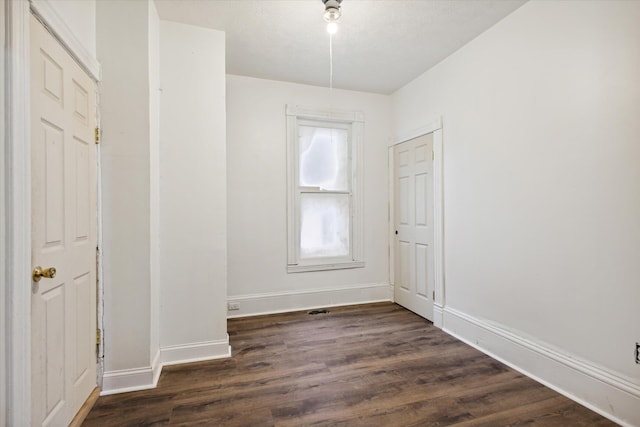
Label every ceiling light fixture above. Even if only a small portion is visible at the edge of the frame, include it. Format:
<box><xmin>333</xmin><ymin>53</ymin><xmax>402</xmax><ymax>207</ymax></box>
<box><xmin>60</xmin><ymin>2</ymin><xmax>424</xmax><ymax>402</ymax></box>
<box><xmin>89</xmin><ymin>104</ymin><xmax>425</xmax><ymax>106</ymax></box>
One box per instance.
<box><xmin>323</xmin><ymin>0</ymin><xmax>342</xmax><ymax>34</ymax></box>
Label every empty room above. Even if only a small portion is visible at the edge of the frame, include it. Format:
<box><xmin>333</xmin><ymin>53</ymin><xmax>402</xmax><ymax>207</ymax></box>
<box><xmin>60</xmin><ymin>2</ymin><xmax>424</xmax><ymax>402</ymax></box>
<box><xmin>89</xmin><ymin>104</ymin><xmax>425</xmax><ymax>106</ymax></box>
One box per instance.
<box><xmin>2</xmin><ymin>0</ymin><xmax>639</xmax><ymax>426</ymax></box>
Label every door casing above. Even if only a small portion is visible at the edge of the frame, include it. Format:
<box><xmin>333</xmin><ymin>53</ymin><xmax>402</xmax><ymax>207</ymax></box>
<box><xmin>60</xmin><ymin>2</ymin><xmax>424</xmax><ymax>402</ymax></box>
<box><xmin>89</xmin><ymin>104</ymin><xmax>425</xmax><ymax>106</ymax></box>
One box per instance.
<box><xmin>389</xmin><ymin>118</ymin><xmax>445</xmax><ymax>327</ymax></box>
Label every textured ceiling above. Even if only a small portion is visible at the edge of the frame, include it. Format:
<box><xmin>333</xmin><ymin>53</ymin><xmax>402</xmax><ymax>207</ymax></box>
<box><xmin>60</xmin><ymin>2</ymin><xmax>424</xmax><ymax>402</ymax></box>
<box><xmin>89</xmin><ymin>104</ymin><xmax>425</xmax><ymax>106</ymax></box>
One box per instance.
<box><xmin>155</xmin><ymin>0</ymin><xmax>527</xmax><ymax>94</ymax></box>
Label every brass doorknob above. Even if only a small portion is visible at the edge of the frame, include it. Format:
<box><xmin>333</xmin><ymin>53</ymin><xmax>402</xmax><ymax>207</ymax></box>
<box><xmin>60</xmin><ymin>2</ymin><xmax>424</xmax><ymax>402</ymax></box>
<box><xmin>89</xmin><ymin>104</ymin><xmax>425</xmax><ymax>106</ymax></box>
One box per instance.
<box><xmin>32</xmin><ymin>266</ymin><xmax>56</xmax><ymax>282</ymax></box>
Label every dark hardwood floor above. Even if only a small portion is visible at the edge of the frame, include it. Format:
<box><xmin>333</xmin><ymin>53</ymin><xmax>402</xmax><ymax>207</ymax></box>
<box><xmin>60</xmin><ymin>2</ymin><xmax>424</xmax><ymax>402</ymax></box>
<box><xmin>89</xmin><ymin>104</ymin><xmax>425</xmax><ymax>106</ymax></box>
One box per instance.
<box><xmin>83</xmin><ymin>303</ymin><xmax>616</xmax><ymax>426</ymax></box>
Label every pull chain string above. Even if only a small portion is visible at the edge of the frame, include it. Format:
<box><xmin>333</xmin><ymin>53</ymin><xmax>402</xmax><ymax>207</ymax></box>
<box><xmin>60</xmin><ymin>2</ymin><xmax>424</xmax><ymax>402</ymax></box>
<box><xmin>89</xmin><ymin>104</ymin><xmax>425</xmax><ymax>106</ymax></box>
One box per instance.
<box><xmin>329</xmin><ymin>32</ymin><xmax>335</xmax><ymax>147</ymax></box>
<box><xmin>329</xmin><ymin>32</ymin><xmax>334</xmax><ymax>110</ymax></box>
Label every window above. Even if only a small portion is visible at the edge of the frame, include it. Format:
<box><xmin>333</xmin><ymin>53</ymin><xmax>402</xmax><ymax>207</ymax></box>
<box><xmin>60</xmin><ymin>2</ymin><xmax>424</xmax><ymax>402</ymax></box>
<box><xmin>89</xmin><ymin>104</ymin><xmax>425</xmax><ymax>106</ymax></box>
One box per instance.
<box><xmin>286</xmin><ymin>105</ymin><xmax>364</xmax><ymax>273</ymax></box>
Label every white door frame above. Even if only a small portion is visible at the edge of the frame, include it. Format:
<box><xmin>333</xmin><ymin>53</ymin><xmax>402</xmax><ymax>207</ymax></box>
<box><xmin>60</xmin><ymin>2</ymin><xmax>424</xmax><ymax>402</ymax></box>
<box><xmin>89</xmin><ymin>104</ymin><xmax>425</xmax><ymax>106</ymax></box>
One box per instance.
<box><xmin>3</xmin><ymin>0</ymin><xmax>32</xmax><ymax>424</ymax></box>
<box><xmin>389</xmin><ymin>117</ymin><xmax>445</xmax><ymax>327</ymax></box>
<box><xmin>2</xmin><ymin>1</ymin><xmax>100</xmax><ymax>424</ymax></box>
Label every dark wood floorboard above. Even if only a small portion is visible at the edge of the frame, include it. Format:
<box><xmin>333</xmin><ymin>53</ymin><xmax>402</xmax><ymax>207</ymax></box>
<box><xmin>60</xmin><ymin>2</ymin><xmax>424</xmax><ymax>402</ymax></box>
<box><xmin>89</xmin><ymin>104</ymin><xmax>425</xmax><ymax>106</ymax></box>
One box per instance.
<box><xmin>83</xmin><ymin>302</ymin><xmax>616</xmax><ymax>426</ymax></box>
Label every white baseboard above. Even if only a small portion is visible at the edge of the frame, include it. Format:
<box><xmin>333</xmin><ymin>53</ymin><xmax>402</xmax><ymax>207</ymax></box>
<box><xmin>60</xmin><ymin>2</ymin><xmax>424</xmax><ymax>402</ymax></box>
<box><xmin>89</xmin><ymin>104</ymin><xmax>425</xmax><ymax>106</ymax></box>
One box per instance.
<box><xmin>101</xmin><ymin>337</ymin><xmax>231</xmax><ymax>395</ymax></box>
<box><xmin>442</xmin><ymin>306</ymin><xmax>640</xmax><ymax>427</ymax></box>
<box><xmin>433</xmin><ymin>303</ymin><xmax>444</xmax><ymax>328</ymax></box>
<box><xmin>161</xmin><ymin>337</ymin><xmax>231</xmax><ymax>366</ymax></box>
<box><xmin>227</xmin><ymin>283</ymin><xmax>393</xmax><ymax>318</ymax></box>
<box><xmin>151</xmin><ymin>349</ymin><xmax>162</xmax><ymax>386</ymax></box>
<box><xmin>101</xmin><ymin>358</ymin><xmax>160</xmax><ymax>396</ymax></box>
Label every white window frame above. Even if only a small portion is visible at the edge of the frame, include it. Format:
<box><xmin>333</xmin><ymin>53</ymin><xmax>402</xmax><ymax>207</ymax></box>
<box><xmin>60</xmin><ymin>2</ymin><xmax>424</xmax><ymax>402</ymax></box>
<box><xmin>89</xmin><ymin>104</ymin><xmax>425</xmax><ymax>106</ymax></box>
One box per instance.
<box><xmin>286</xmin><ymin>105</ymin><xmax>365</xmax><ymax>273</ymax></box>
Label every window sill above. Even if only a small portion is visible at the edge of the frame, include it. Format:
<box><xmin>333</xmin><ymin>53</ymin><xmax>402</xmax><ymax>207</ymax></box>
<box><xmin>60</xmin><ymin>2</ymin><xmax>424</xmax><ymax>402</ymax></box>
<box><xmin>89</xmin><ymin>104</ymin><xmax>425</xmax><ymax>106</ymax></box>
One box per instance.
<box><xmin>287</xmin><ymin>261</ymin><xmax>365</xmax><ymax>273</ymax></box>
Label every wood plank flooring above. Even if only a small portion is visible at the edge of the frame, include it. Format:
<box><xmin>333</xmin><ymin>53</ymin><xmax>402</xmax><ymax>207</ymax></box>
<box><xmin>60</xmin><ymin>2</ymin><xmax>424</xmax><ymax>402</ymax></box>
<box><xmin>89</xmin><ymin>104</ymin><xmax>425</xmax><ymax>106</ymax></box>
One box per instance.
<box><xmin>83</xmin><ymin>303</ymin><xmax>616</xmax><ymax>426</ymax></box>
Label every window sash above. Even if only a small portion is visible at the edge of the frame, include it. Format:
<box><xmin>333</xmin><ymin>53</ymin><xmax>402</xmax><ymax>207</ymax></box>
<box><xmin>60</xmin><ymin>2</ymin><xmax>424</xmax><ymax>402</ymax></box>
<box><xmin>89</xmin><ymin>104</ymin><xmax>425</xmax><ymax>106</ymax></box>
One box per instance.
<box><xmin>298</xmin><ymin>124</ymin><xmax>351</xmax><ymax>191</ymax></box>
<box><xmin>298</xmin><ymin>192</ymin><xmax>352</xmax><ymax>261</ymax></box>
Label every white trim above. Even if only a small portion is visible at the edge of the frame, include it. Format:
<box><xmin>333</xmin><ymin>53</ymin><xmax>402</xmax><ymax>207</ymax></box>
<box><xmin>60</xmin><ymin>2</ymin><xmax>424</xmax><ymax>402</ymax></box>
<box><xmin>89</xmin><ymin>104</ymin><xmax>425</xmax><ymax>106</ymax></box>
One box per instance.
<box><xmin>151</xmin><ymin>349</ymin><xmax>162</xmax><ymax>388</ymax></box>
<box><xmin>387</xmin><ymin>146</ymin><xmax>394</xmax><ymax>301</ymax></box>
<box><xmin>227</xmin><ymin>283</ymin><xmax>392</xmax><ymax>318</ymax></box>
<box><xmin>101</xmin><ymin>350</ymin><xmax>161</xmax><ymax>396</ymax></box>
<box><xmin>95</xmin><ymin>84</ymin><xmax>104</xmax><ymax>389</ymax></box>
<box><xmin>287</xmin><ymin>260</ymin><xmax>365</xmax><ymax>273</ymax></box>
<box><xmin>390</xmin><ymin>118</ymin><xmax>443</xmax><ymax>147</ymax></box>
<box><xmin>443</xmin><ymin>306</ymin><xmax>640</xmax><ymax>427</ymax></box>
<box><xmin>286</xmin><ymin>104</ymin><xmax>365</xmax><ymax>123</ymax></box>
<box><xmin>352</xmin><ymin>113</ymin><xmax>365</xmax><ymax>268</ymax></box>
<box><xmin>432</xmin><ymin>303</ymin><xmax>444</xmax><ymax>329</ymax></box>
<box><xmin>432</xmin><ymin>128</ymin><xmax>445</xmax><ymax>309</ymax></box>
<box><xmin>286</xmin><ymin>110</ymin><xmax>297</xmax><ymax>265</ymax></box>
<box><xmin>101</xmin><ymin>338</ymin><xmax>232</xmax><ymax>396</ymax></box>
<box><xmin>389</xmin><ymin>117</ymin><xmax>445</xmax><ymax>320</ymax></box>
<box><xmin>100</xmin><ymin>367</ymin><xmax>159</xmax><ymax>396</ymax></box>
<box><xmin>1</xmin><ymin>0</ymin><xmax>7</xmax><ymax>422</ymax></box>
<box><xmin>4</xmin><ymin>0</ymin><xmax>32</xmax><ymax>425</ymax></box>
<box><xmin>29</xmin><ymin>0</ymin><xmax>100</xmax><ymax>81</ymax></box>
<box><xmin>161</xmin><ymin>337</ymin><xmax>231</xmax><ymax>366</ymax></box>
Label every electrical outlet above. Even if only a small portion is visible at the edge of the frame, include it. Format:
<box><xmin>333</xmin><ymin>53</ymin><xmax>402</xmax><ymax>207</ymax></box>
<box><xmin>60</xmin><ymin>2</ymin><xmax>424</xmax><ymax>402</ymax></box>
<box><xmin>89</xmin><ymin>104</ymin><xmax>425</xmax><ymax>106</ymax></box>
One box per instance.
<box><xmin>635</xmin><ymin>343</ymin><xmax>640</xmax><ymax>364</ymax></box>
<box><xmin>227</xmin><ymin>302</ymin><xmax>240</xmax><ymax>311</ymax></box>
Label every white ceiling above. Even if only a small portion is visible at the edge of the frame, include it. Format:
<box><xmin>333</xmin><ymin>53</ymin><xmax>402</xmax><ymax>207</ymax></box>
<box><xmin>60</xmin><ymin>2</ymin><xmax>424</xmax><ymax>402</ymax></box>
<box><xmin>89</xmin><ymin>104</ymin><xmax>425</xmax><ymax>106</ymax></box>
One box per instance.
<box><xmin>155</xmin><ymin>0</ymin><xmax>527</xmax><ymax>94</ymax></box>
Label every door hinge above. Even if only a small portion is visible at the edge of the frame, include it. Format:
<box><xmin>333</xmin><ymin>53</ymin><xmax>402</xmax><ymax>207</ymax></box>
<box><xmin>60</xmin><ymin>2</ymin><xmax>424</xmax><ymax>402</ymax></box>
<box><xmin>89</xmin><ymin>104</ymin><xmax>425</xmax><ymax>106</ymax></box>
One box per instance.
<box><xmin>94</xmin><ymin>127</ymin><xmax>100</xmax><ymax>145</ymax></box>
<box><xmin>96</xmin><ymin>328</ymin><xmax>101</xmax><ymax>345</ymax></box>
<box><xmin>432</xmin><ymin>150</ymin><xmax>434</xmax><ymax>160</ymax></box>
<box><xmin>432</xmin><ymin>290</ymin><xmax>435</xmax><ymax>300</ymax></box>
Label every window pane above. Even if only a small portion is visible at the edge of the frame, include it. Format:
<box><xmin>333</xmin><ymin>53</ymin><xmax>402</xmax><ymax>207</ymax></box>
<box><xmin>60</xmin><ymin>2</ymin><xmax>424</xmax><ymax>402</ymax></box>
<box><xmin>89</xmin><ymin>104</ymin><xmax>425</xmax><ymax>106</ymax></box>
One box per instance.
<box><xmin>300</xmin><ymin>193</ymin><xmax>350</xmax><ymax>259</ymax></box>
<box><xmin>299</xmin><ymin>126</ymin><xmax>349</xmax><ymax>191</ymax></box>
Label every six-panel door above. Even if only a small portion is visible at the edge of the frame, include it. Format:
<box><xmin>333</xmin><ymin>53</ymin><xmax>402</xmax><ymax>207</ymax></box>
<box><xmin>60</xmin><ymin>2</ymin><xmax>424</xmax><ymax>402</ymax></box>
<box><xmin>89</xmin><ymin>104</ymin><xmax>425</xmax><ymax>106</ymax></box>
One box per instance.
<box><xmin>394</xmin><ymin>134</ymin><xmax>435</xmax><ymax>321</ymax></box>
<box><xmin>30</xmin><ymin>14</ymin><xmax>97</xmax><ymax>426</ymax></box>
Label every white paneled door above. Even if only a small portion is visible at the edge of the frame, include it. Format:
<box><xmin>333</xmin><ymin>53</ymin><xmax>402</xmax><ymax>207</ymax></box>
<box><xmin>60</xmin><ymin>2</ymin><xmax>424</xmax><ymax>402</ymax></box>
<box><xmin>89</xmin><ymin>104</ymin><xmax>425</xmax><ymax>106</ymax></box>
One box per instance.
<box><xmin>394</xmin><ymin>134</ymin><xmax>434</xmax><ymax>321</ymax></box>
<box><xmin>30</xmin><ymin>15</ymin><xmax>97</xmax><ymax>426</ymax></box>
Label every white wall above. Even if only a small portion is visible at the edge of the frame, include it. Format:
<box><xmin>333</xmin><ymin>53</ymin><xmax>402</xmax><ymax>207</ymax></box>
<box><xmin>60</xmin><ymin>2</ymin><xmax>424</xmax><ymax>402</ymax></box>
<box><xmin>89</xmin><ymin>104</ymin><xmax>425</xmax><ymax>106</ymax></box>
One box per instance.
<box><xmin>226</xmin><ymin>75</ymin><xmax>391</xmax><ymax>316</ymax></box>
<box><xmin>159</xmin><ymin>21</ymin><xmax>229</xmax><ymax>362</ymax></box>
<box><xmin>31</xmin><ymin>0</ymin><xmax>96</xmax><ymax>59</ymax></box>
<box><xmin>148</xmin><ymin>0</ymin><xmax>161</xmax><ymax>368</ymax></box>
<box><xmin>97</xmin><ymin>0</ymin><xmax>157</xmax><ymax>389</ymax></box>
<box><xmin>96</xmin><ymin>2</ymin><xmax>229</xmax><ymax>392</ymax></box>
<box><xmin>391</xmin><ymin>1</ymin><xmax>640</xmax><ymax>424</ymax></box>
